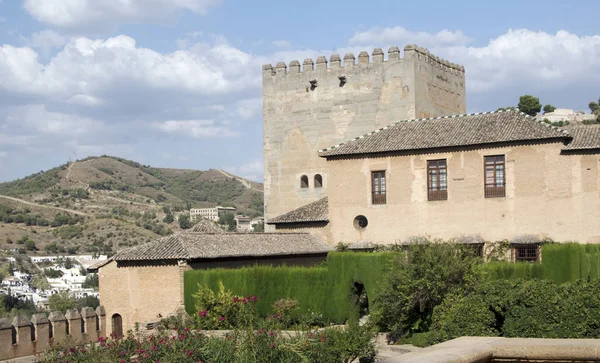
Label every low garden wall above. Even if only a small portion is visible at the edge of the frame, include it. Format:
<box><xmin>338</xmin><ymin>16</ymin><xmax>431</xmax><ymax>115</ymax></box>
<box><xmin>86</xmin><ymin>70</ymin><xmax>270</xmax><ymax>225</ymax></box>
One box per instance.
<box><xmin>0</xmin><ymin>305</ymin><xmax>106</xmax><ymax>361</ymax></box>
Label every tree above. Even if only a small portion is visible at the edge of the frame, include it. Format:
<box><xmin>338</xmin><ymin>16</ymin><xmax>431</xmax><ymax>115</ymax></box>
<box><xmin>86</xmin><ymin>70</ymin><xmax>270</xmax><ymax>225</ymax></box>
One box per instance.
<box><xmin>64</xmin><ymin>257</ymin><xmax>74</xmax><ymax>269</ymax></box>
<box><xmin>543</xmin><ymin>104</ymin><xmax>556</xmax><ymax>113</ymax></box>
<box><xmin>82</xmin><ymin>273</ymin><xmax>99</xmax><ymax>289</ymax></box>
<box><xmin>518</xmin><ymin>95</ymin><xmax>542</xmax><ymax>116</ymax></box>
<box><xmin>178</xmin><ymin>214</ymin><xmax>192</xmax><ymax>229</ymax></box>
<box><xmin>590</xmin><ymin>101</ymin><xmax>599</xmax><ymax>114</ymax></box>
<box><xmin>218</xmin><ymin>213</ymin><xmax>237</xmax><ymax>232</ymax></box>
<box><xmin>24</xmin><ymin>239</ymin><xmax>37</xmax><ymax>251</ymax></box>
<box><xmin>253</xmin><ymin>222</ymin><xmax>265</xmax><ymax>233</ymax></box>
<box><xmin>163</xmin><ymin>212</ymin><xmax>174</xmax><ymax>224</ymax></box>
<box><xmin>5</xmin><ymin>237</ymin><xmax>12</xmax><ymax>244</ymax></box>
<box><xmin>496</xmin><ymin>106</ymin><xmax>516</xmax><ymax>112</ymax></box>
<box><xmin>48</xmin><ymin>291</ymin><xmax>77</xmax><ymax>312</ymax></box>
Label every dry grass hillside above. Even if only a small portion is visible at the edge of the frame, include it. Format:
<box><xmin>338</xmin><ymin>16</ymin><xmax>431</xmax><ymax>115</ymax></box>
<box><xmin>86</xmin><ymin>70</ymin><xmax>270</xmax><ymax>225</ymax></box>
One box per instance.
<box><xmin>0</xmin><ymin>156</ymin><xmax>264</xmax><ymax>256</ymax></box>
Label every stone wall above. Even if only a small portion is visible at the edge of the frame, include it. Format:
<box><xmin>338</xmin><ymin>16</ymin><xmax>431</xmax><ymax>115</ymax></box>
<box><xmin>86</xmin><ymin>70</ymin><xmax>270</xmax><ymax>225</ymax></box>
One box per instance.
<box><xmin>326</xmin><ymin>142</ymin><xmax>600</xmax><ymax>244</ymax></box>
<box><xmin>0</xmin><ymin>306</ymin><xmax>106</xmax><ymax>361</ymax></box>
<box><xmin>262</xmin><ymin>44</ymin><xmax>466</xmax><ymax>231</ymax></box>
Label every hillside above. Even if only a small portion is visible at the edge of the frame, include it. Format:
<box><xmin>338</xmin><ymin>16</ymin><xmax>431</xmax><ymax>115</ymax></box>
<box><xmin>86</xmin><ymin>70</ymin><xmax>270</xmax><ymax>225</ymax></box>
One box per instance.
<box><xmin>0</xmin><ymin>156</ymin><xmax>264</xmax><ymax>256</ymax></box>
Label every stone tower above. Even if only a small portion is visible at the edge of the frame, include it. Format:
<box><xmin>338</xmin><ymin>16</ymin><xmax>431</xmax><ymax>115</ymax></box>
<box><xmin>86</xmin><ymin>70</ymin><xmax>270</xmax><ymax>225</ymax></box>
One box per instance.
<box><xmin>262</xmin><ymin>44</ymin><xmax>466</xmax><ymax>229</ymax></box>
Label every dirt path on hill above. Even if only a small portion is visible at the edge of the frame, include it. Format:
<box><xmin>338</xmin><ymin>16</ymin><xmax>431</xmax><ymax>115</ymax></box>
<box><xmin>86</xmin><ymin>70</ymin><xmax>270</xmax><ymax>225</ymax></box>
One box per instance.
<box><xmin>0</xmin><ymin>195</ymin><xmax>89</xmax><ymax>216</ymax></box>
<box><xmin>217</xmin><ymin>169</ymin><xmax>263</xmax><ymax>193</ymax></box>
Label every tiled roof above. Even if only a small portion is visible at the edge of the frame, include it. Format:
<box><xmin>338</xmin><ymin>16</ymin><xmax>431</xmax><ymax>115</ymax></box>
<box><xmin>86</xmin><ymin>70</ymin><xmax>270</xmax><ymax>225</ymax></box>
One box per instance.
<box><xmin>190</xmin><ymin>219</ymin><xmax>226</xmax><ymax>233</ymax></box>
<box><xmin>267</xmin><ymin>197</ymin><xmax>329</xmax><ymax>224</ymax></box>
<box><xmin>319</xmin><ymin>110</ymin><xmax>571</xmax><ymax>157</ymax></box>
<box><xmin>88</xmin><ymin>258</ymin><xmax>113</xmax><ymax>271</ymax></box>
<box><xmin>113</xmin><ymin>232</ymin><xmax>331</xmax><ymax>262</ymax></box>
<box><xmin>562</xmin><ymin>125</ymin><xmax>600</xmax><ymax>151</ymax></box>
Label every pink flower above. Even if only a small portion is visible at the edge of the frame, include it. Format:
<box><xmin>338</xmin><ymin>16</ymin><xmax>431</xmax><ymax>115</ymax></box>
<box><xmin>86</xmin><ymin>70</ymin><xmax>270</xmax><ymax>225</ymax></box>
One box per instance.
<box><xmin>250</xmin><ymin>295</ymin><xmax>258</xmax><ymax>302</ymax></box>
<box><xmin>219</xmin><ymin>316</ymin><xmax>226</xmax><ymax>321</ymax></box>
<box><xmin>199</xmin><ymin>310</ymin><xmax>208</xmax><ymax>317</ymax></box>
<box><xmin>242</xmin><ymin>298</ymin><xmax>248</xmax><ymax>304</ymax></box>
<box><xmin>233</xmin><ymin>297</ymin><xmax>239</xmax><ymax>302</ymax></box>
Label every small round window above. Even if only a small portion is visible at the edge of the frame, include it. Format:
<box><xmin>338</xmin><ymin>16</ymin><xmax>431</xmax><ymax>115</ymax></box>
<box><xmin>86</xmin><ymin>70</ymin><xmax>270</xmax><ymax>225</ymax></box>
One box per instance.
<box><xmin>353</xmin><ymin>215</ymin><xmax>368</xmax><ymax>230</ymax></box>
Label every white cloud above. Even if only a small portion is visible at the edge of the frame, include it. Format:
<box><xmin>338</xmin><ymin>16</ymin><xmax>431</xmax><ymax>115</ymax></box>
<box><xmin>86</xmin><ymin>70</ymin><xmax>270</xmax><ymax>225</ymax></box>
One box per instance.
<box><xmin>153</xmin><ymin>120</ymin><xmax>239</xmax><ymax>138</ymax></box>
<box><xmin>224</xmin><ymin>159</ymin><xmax>263</xmax><ymax>182</ymax></box>
<box><xmin>350</xmin><ymin>26</ymin><xmax>472</xmax><ymax>48</ymax></box>
<box><xmin>23</xmin><ymin>0</ymin><xmax>222</xmax><ymax>30</ymax></box>
<box><xmin>272</xmin><ymin>40</ymin><xmax>292</xmax><ymax>49</ymax></box>
<box><xmin>21</xmin><ymin>30</ymin><xmax>68</xmax><ymax>55</ymax></box>
<box><xmin>434</xmin><ymin>29</ymin><xmax>600</xmax><ymax>94</ymax></box>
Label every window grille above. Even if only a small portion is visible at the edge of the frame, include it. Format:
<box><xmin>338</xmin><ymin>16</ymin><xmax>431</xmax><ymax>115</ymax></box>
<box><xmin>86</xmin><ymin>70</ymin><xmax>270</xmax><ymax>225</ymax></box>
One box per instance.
<box><xmin>427</xmin><ymin>159</ymin><xmax>448</xmax><ymax>201</ymax></box>
<box><xmin>484</xmin><ymin>155</ymin><xmax>506</xmax><ymax>198</ymax></box>
<box><xmin>371</xmin><ymin>171</ymin><xmax>386</xmax><ymax>204</ymax></box>
<box><xmin>513</xmin><ymin>244</ymin><xmax>539</xmax><ymax>262</ymax></box>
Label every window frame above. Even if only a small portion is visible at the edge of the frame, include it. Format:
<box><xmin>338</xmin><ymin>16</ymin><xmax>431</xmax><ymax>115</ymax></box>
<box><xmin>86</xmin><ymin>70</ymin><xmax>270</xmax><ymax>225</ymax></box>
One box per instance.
<box><xmin>371</xmin><ymin>170</ymin><xmax>387</xmax><ymax>205</ymax></box>
<box><xmin>512</xmin><ymin>244</ymin><xmax>540</xmax><ymax>263</ymax></box>
<box><xmin>314</xmin><ymin>174</ymin><xmax>323</xmax><ymax>188</ymax></box>
<box><xmin>484</xmin><ymin>155</ymin><xmax>506</xmax><ymax>198</ymax></box>
<box><xmin>427</xmin><ymin>159</ymin><xmax>448</xmax><ymax>201</ymax></box>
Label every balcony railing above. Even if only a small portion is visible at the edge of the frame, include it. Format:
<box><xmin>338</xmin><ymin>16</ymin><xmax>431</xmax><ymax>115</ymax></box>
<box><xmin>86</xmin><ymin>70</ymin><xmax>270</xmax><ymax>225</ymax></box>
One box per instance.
<box><xmin>484</xmin><ymin>184</ymin><xmax>506</xmax><ymax>198</ymax></box>
<box><xmin>372</xmin><ymin>192</ymin><xmax>386</xmax><ymax>205</ymax></box>
<box><xmin>428</xmin><ymin>188</ymin><xmax>448</xmax><ymax>201</ymax></box>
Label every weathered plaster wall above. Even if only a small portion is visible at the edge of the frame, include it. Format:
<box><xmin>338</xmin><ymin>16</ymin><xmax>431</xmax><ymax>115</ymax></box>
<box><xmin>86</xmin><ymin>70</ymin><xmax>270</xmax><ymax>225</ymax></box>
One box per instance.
<box><xmin>99</xmin><ymin>260</ymin><xmax>185</xmax><ymax>333</ymax></box>
<box><xmin>274</xmin><ymin>222</ymin><xmax>333</xmax><ymax>245</ymax></box>
<box><xmin>326</xmin><ymin>143</ymin><xmax>600</xmax><ymax>244</ymax></box>
<box><xmin>262</xmin><ymin>45</ymin><xmax>466</xmax><ymax>230</ymax></box>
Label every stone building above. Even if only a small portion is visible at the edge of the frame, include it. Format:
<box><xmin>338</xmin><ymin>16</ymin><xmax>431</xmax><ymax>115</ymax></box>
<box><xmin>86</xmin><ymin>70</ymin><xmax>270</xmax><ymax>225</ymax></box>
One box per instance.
<box><xmin>92</xmin><ymin>232</ymin><xmax>331</xmax><ymax>334</ymax></box>
<box><xmin>269</xmin><ymin>112</ymin><xmax>600</xmax><ymax>258</ymax></box>
<box><xmin>263</xmin><ymin>44</ymin><xmax>466</xmax><ymax>231</ymax></box>
<box><xmin>190</xmin><ymin>206</ymin><xmax>237</xmax><ymax>222</ymax></box>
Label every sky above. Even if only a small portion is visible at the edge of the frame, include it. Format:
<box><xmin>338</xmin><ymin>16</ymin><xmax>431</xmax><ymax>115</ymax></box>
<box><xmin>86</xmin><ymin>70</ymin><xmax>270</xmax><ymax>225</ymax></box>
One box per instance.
<box><xmin>0</xmin><ymin>0</ymin><xmax>599</xmax><ymax>183</ymax></box>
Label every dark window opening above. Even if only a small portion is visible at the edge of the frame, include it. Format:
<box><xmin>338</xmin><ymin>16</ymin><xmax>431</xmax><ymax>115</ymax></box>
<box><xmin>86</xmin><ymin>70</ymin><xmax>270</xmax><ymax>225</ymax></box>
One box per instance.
<box><xmin>111</xmin><ymin>314</ymin><xmax>123</xmax><ymax>340</ymax></box>
<box><xmin>485</xmin><ymin>155</ymin><xmax>506</xmax><ymax>198</ymax></box>
<box><xmin>428</xmin><ymin>159</ymin><xmax>448</xmax><ymax>201</ymax></box>
<box><xmin>314</xmin><ymin>174</ymin><xmax>323</xmax><ymax>188</ymax></box>
<box><xmin>371</xmin><ymin>171</ymin><xmax>386</xmax><ymax>204</ymax></box>
<box><xmin>464</xmin><ymin>243</ymin><xmax>485</xmax><ymax>258</ymax></box>
<box><xmin>353</xmin><ymin>215</ymin><xmax>368</xmax><ymax>230</ymax></box>
<box><xmin>300</xmin><ymin>175</ymin><xmax>309</xmax><ymax>189</ymax></box>
<box><xmin>513</xmin><ymin>244</ymin><xmax>539</xmax><ymax>263</ymax></box>
<box><xmin>30</xmin><ymin>323</ymin><xmax>36</xmax><ymax>342</ymax></box>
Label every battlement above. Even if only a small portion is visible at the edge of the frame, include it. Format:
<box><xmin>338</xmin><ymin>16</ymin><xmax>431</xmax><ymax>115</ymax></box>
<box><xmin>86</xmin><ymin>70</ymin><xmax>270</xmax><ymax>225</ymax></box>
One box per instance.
<box><xmin>262</xmin><ymin>44</ymin><xmax>465</xmax><ymax>78</ymax></box>
<box><xmin>0</xmin><ymin>306</ymin><xmax>106</xmax><ymax>361</ymax></box>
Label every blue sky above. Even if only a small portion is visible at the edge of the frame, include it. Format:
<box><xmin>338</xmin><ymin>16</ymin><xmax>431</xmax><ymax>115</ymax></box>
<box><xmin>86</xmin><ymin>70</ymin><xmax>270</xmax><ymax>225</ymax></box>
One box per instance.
<box><xmin>0</xmin><ymin>0</ymin><xmax>599</xmax><ymax>182</ymax></box>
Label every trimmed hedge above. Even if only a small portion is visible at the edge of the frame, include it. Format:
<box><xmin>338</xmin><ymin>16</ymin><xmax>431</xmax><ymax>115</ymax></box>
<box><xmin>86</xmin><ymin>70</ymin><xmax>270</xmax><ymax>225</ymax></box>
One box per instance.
<box><xmin>482</xmin><ymin>243</ymin><xmax>600</xmax><ymax>283</ymax></box>
<box><xmin>184</xmin><ymin>252</ymin><xmax>397</xmax><ymax>323</ymax></box>
<box><xmin>417</xmin><ymin>279</ymin><xmax>600</xmax><ymax>346</ymax></box>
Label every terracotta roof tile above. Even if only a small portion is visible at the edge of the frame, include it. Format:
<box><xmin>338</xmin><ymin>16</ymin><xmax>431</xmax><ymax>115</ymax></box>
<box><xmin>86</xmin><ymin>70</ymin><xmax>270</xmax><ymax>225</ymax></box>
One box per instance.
<box><xmin>562</xmin><ymin>125</ymin><xmax>600</xmax><ymax>151</ymax></box>
<box><xmin>319</xmin><ymin>110</ymin><xmax>571</xmax><ymax>157</ymax></box>
<box><xmin>113</xmin><ymin>232</ymin><xmax>331</xmax><ymax>262</ymax></box>
<box><xmin>190</xmin><ymin>219</ymin><xmax>226</xmax><ymax>233</ymax></box>
<box><xmin>267</xmin><ymin>197</ymin><xmax>328</xmax><ymax>224</ymax></box>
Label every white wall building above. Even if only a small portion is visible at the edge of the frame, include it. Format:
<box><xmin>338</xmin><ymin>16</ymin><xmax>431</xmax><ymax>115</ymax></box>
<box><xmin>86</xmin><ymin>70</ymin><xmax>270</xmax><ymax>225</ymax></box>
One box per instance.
<box><xmin>190</xmin><ymin>206</ymin><xmax>237</xmax><ymax>221</ymax></box>
<box><xmin>542</xmin><ymin>108</ymin><xmax>597</xmax><ymax>123</ymax></box>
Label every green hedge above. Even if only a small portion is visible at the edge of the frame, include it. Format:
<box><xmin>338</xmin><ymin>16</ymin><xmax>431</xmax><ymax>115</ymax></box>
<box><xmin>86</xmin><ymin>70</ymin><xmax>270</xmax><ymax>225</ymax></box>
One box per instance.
<box><xmin>184</xmin><ymin>252</ymin><xmax>397</xmax><ymax>323</ymax></box>
<box><xmin>482</xmin><ymin>243</ymin><xmax>600</xmax><ymax>283</ymax></box>
<box><xmin>418</xmin><ymin>279</ymin><xmax>600</xmax><ymax>346</ymax></box>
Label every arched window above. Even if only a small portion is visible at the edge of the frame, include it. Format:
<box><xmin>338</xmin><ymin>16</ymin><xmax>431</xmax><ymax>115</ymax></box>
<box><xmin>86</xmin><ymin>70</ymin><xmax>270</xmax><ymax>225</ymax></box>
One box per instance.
<box><xmin>314</xmin><ymin>174</ymin><xmax>323</xmax><ymax>188</ymax></box>
<box><xmin>112</xmin><ymin>314</ymin><xmax>123</xmax><ymax>339</ymax></box>
<box><xmin>300</xmin><ymin>175</ymin><xmax>309</xmax><ymax>189</ymax></box>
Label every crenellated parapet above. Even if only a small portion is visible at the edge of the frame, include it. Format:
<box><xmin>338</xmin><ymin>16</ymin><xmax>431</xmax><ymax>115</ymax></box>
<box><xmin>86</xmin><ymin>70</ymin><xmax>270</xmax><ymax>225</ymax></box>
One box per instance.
<box><xmin>262</xmin><ymin>44</ymin><xmax>465</xmax><ymax>78</ymax></box>
<box><xmin>0</xmin><ymin>306</ymin><xmax>106</xmax><ymax>361</ymax></box>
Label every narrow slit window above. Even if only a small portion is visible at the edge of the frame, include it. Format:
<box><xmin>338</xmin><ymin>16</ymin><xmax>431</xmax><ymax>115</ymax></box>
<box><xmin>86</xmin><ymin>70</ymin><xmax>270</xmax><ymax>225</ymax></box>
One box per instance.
<box><xmin>484</xmin><ymin>155</ymin><xmax>506</xmax><ymax>198</ymax></box>
<box><xmin>371</xmin><ymin>171</ymin><xmax>386</xmax><ymax>205</ymax></box>
<box><xmin>427</xmin><ymin>159</ymin><xmax>448</xmax><ymax>201</ymax></box>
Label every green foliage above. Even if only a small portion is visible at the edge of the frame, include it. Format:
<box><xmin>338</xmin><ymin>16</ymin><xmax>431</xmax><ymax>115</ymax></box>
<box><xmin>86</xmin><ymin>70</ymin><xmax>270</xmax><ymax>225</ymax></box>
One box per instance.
<box><xmin>0</xmin><ymin>294</ymin><xmax>39</xmax><ymax>319</ymax></box>
<box><xmin>543</xmin><ymin>104</ymin><xmax>556</xmax><ymax>113</ymax></box>
<box><xmin>590</xmin><ymin>101</ymin><xmax>599</xmax><ymax>113</ymax></box>
<box><xmin>24</xmin><ymin>239</ymin><xmax>37</xmax><ymax>251</ymax></box>
<box><xmin>582</xmin><ymin>118</ymin><xmax>600</xmax><ymax>125</ymax></box>
<box><xmin>542</xmin><ymin>118</ymin><xmax>570</xmax><ymax>127</ymax></box>
<box><xmin>253</xmin><ymin>222</ymin><xmax>264</xmax><ymax>232</ymax></box>
<box><xmin>178</xmin><ymin>214</ymin><xmax>192</xmax><ymax>229</ymax></box>
<box><xmin>218</xmin><ymin>212</ymin><xmax>237</xmax><ymax>232</ymax></box>
<box><xmin>0</xmin><ymin>165</ymin><xmax>65</xmax><ymax>197</ymax></box>
<box><xmin>31</xmin><ymin>274</ymin><xmax>51</xmax><ymax>290</ymax></box>
<box><xmin>422</xmin><ymin>279</ymin><xmax>600</xmax><ymax>346</ymax></box>
<box><xmin>482</xmin><ymin>243</ymin><xmax>600</xmax><ymax>283</ymax></box>
<box><xmin>517</xmin><ymin>95</ymin><xmax>542</xmax><ymax>116</ymax></box>
<box><xmin>496</xmin><ymin>106</ymin><xmax>516</xmax><ymax>111</ymax></box>
<box><xmin>184</xmin><ymin>252</ymin><xmax>396</xmax><ymax>324</ymax></box>
<box><xmin>48</xmin><ymin>291</ymin><xmax>99</xmax><ymax>312</ymax></box>
<box><xmin>44</xmin><ymin>269</ymin><xmax>63</xmax><ymax>278</ymax></box>
<box><xmin>372</xmin><ymin>243</ymin><xmax>483</xmax><ymax>340</ymax></box>
<box><xmin>162</xmin><ymin>212</ymin><xmax>174</xmax><ymax>224</ymax></box>
<box><xmin>0</xmin><ymin>204</ymin><xmax>51</xmax><ymax>226</ymax></box>
<box><xmin>54</xmin><ymin>225</ymin><xmax>84</xmax><ymax>239</ymax></box>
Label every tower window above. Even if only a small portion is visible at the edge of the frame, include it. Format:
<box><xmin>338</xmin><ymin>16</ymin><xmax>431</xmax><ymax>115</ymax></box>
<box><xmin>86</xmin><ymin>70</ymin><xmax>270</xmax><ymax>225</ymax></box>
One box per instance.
<box><xmin>314</xmin><ymin>174</ymin><xmax>323</xmax><ymax>188</ymax></box>
<box><xmin>300</xmin><ymin>175</ymin><xmax>309</xmax><ymax>189</ymax></box>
